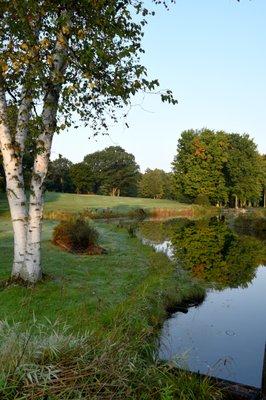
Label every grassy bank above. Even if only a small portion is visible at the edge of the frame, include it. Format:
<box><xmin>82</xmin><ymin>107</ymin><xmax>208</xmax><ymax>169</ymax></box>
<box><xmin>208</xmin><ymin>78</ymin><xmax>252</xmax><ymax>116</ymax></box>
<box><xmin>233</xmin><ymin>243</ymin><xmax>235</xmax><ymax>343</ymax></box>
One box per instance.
<box><xmin>0</xmin><ymin>215</ymin><xmax>223</xmax><ymax>399</ymax></box>
<box><xmin>0</xmin><ymin>192</ymin><xmax>222</xmax><ymax>399</ymax></box>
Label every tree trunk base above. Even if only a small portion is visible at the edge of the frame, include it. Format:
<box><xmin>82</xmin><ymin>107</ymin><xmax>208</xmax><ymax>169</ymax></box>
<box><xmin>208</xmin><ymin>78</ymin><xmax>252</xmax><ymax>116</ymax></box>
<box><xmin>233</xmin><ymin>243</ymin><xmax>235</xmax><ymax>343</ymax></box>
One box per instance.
<box><xmin>1</xmin><ymin>273</ymin><xmax>47</xmax><ymax>288</ymax></box>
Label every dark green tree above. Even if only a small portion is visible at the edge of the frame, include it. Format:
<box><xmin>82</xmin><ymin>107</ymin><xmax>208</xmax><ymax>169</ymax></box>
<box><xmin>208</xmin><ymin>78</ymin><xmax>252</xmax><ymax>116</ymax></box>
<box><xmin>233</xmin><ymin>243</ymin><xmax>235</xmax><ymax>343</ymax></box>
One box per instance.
<box><xmin>83</xmin><ymin>146</ymin><xmax>140</xmax><ymax>197</ymax></box>
<box><xmin>46</xmin><ymin>155</ymin><xmax>74</xmax><ymax>193</ymax></box>
<box><xmin>173</xmin><ymin>129</ymin><xmax>229</xmax><ymax>205</ymax></box>
<box><xmin>69</xmin><ymin>162</ymin><xmax>92</xmax><ymax>194</ymax></box>
<box><xmin>138</xmin><ymin>168</ymin><xmax>173</xmax><ymax>199</ymax></box>
<box><xmin>224</xmin><ymin>134</ymin><xmax>262</xmax><ymax>208</ymax></box>
<box><xmin>173</xmin><ymin>129</ymin><xmax>262</xmax><ymax>207</ymax></box>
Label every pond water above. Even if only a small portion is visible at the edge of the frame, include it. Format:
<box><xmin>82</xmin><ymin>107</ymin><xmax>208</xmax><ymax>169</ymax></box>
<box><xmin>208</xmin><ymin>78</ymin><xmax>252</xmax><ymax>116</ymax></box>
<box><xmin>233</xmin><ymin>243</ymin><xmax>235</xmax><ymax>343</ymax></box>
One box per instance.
<box><xmin>138</xmin><ymin>217</ymin><xmax>266</xmax><ymax>388</ymax></box>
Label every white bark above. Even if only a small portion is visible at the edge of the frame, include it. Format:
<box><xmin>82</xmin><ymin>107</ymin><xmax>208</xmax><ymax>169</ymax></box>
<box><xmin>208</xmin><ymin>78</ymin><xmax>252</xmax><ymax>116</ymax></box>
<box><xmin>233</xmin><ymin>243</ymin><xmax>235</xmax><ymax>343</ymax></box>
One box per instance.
<box><xmin>21</xmin><ymin>32</ymin><xmax>68</xmax><ymax>283</ymax></box>
<box><xmin>0</xmin><ymin>86</ymin><xmax>28</xmax><ymax>277</ymax></box>
<box><xmin>12</xmin><ymin>90</ymin><xmax>32</xmax><ymax>276</ymax></box>
<box><xmin>22</xmin><ymin>96</ymin><xmax>56</xmax><ymax>282</ymax></box>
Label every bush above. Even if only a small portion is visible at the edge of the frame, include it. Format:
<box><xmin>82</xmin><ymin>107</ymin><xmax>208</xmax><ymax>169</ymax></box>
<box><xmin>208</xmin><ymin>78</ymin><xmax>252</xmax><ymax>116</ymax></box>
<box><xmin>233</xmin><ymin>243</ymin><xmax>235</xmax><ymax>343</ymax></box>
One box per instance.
<box><xmin>52</xmin><ymin>217</ymin><xmax>99</xmax><ymax>253</ymax></box>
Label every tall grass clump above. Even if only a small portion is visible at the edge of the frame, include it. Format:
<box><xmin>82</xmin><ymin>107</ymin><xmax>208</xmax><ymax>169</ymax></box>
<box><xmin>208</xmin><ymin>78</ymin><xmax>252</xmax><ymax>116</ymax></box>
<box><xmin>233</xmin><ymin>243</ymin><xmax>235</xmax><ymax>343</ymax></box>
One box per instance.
<box><xmin>52</xmin><ymin>217</ymin><xmax>99</xmax><ymax>253</ymax></box>
<box><xmin>0</xmin><ymin>319</ymin><xmax>222</xmax><ymax>400</ymax></box>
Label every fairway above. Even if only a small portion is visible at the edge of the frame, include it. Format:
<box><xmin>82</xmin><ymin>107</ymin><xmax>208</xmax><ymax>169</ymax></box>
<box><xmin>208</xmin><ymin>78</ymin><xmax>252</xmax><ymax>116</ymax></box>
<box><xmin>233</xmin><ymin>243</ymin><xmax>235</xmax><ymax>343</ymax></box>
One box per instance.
<box><xmin>44</xmin><ymin>192</ymin><xmax>190</xmax><ymax>212</ymax></box>
<box><xmin>0</xmin><ymin>192</ymin><xmax>197</xmax><ymax>220</ymax></box>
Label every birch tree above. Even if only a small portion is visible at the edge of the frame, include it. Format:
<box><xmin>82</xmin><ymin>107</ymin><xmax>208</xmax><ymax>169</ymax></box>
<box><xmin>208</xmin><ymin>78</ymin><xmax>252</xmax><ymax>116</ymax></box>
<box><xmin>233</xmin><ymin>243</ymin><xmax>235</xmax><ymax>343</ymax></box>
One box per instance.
<box><xmin>0</xmin><ymin>1</ymin><xmax>176</xmax><ymax>283</ymax></box>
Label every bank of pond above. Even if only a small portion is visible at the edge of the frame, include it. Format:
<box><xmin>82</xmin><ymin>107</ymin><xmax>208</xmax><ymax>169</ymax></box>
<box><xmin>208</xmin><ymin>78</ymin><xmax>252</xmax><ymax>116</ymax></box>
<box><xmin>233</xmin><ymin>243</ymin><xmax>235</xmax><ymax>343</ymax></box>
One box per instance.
<box><xmin>134</xmin><ymin>215</ymin><xmax>266</xmax><ymax>396</ymax></box>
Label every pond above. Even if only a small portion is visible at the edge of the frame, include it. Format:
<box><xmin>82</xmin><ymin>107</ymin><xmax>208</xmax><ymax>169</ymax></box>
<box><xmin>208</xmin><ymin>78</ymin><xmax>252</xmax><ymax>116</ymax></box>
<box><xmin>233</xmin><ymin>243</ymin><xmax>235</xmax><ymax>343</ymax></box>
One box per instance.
<box><xmin>138</xmin><ymin>216</ymin><xmax>266</xmax><ymax>389</ymax></box>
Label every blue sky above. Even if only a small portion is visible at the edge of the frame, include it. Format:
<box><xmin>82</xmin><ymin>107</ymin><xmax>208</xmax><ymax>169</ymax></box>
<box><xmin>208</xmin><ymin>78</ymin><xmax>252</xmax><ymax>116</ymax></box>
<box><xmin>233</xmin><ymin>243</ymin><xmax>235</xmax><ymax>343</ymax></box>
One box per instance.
<box><xmin>52</xmin><ymin>0</ymin><xmax>266</xmax><ymax>172</ymax></box>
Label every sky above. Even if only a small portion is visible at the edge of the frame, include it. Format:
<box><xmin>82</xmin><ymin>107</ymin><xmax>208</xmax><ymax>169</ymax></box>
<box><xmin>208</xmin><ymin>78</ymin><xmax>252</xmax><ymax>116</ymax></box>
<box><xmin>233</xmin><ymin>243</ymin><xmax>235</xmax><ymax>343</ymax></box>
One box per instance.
<box><xmin>51</xmin><ymin>0</ymin><xmax>266</xmax><ymax>172</ymax></box>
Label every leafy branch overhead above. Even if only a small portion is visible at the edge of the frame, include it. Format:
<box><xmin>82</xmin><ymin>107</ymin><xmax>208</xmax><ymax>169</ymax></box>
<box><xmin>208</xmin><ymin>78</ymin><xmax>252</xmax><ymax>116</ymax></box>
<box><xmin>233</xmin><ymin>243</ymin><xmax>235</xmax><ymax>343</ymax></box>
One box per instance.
<box><xmin>0</xmin><ymin>0</ymin><xmax>177</xmax><ymax>135</ymax></box>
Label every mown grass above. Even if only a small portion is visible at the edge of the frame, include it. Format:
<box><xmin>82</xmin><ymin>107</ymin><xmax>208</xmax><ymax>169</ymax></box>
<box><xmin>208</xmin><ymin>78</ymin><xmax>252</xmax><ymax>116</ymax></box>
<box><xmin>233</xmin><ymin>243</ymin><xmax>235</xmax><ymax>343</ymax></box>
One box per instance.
<box><xmin>0</xmin><ymin>194</ymin><xmax>222</xmax><ymax>399</ymax></box>
<box><xmin>44</xmin><ymin>192</ymin><xmax>193</xmax><ymax>212</ymax></box>
<box><xmin>0</xmin><ymin>192</ymin><xmax>213</xmax><ymax>221</ymax></box>
<box><xmin>43</xmin><ymin>193</ymin><xmax>217</xmax><ymax>221</ymax></box>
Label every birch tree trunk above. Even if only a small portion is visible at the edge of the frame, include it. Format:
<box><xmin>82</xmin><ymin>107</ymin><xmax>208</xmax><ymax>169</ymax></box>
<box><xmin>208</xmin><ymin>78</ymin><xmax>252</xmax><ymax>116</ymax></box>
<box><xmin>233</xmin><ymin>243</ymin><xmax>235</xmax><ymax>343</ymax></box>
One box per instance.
<box><xmin>0</xmin><ymin>85</ymin><xmax>28</xmax><ymax>277</ymax></box>
<box><xmin>21</xmin><ymin>91</ymin><xmax>59</xmax><ymax>282</ymax></box>
<box><xmin>12</xmin><ymin>90</ymin><xmax>32</xmax><ymax>276</ymax></box>
<box><xmin>21</xmin><ymin>32</ymin><xmax>68</xmax><ymax>283</ymax></box>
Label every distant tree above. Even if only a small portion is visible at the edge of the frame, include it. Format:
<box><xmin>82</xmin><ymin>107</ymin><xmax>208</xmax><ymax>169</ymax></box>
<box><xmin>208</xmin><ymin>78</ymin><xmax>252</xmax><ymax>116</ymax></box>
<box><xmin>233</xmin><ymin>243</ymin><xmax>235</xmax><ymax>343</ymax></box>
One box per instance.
<box><xmin>173</xmin><ymin>129</ymin><xmax>229</xmax><ymax>205</ymax></box>
<box><xmin>173</xmin><ymin>129</ymin><xmax>262</xmax><ymax>207</ymax></box>
<box><xmin>138</xmin><ymin>168</ymin><xmax>173</xmax><ymax>199</ymax></box>
<box><xmin>163</xmin><ymin>172</ymin><xmax>176</xmax><ymax>200</ymax></box>
<box><xmin>81</xmin><ymin>152</ymin><xmax>105</xmax><ymax>194</ymax></box>
<box><xmin>69</xmin><ymin>162</ymin><xmax>93</xmax><ymax>194</ymax></box>
<box><xmin>138</xmin><ymin>169</ymin><xmax>164</xmax><ymax>199</ymax></box>
<box><xmin>46</xmin><ymin>155</ymin><xmax>74</xmax><ymax>193</ymax></box>
<box><xmin>83</xmin><ymin>146</ymin><xmax>140</xmax><ymax>197</ymax></box>
<box><xmin>224</xmin><ymin>134</ymin><xmax>262</xmax><ymax>208</ymax></box>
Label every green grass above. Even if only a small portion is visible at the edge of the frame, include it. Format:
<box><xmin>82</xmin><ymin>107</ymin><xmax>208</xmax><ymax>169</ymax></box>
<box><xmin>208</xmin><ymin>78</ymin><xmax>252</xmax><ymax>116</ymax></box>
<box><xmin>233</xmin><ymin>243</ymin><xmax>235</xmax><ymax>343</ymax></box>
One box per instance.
<box><xmin>0</xmin><ymin>219</ymin><xmax>203</xmax><ymax>332</ymax></box>
<box><xmin>44</xmin><ymin>192</ymin><xmax>192</xmax><ymax>212</ymax></box>
<box><xmin>0</xmin><ymin>193</ymin><xmax>222</xmax><ymax>399</ymax></box>
<box><xmin>0</xmin><ymin>191</ymin><xmax>207</xmax><ymax>221</ymax></box>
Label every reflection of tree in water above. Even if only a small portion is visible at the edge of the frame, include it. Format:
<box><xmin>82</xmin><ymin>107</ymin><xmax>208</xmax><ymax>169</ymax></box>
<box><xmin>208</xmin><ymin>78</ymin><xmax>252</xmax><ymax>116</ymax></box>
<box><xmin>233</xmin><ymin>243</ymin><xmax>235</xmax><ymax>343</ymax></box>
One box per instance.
<box><xmin>170</xmin><ymin>217</ymin><xmax>265</xmax><ymax>288</ymax></box>
<box><xmin>138</xmin><ymin>220</ymin><xmax>172</xmax><ymax>243</ymax></box>
<box><xmin>138</xmin><ymin>217</ymin><xmax>265</xmax><ymax>288</ymax></box>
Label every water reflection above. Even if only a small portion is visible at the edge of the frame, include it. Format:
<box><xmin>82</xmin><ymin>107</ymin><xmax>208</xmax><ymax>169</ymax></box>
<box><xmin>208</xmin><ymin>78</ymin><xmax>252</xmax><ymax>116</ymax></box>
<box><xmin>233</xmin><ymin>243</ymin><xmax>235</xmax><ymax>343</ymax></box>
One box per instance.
<box><xmin>139</xmin><ymin>217</ymin><xmax>266</xmax><ymax>289</ymax></box>
<box><xmin>138</xmin><ymin>216</ymin><xmax>266</xmax><ymax>387</ymax></box>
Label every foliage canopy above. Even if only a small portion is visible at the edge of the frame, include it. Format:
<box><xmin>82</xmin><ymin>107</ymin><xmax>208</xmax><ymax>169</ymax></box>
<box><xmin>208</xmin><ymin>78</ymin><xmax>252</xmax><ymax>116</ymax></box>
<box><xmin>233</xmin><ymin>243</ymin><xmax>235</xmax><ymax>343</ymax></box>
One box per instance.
<box><xmin>0</xmin><ymin>0</ymin><xmax>176</xmax><ymax>134</ymax></box>
<box><xmin>173</xmin><ymin>129</ymin><xmax>264</xmax><ymax>207</ymax></box>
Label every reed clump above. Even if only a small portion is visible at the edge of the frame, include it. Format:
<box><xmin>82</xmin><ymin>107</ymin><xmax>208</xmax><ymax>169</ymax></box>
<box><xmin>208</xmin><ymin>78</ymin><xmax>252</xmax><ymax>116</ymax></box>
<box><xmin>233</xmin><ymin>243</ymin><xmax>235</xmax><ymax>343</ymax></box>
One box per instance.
<box><xmin>52</xmin><ymin>218</ymin><xmax>106</xmax><ymax>255</ymax></box>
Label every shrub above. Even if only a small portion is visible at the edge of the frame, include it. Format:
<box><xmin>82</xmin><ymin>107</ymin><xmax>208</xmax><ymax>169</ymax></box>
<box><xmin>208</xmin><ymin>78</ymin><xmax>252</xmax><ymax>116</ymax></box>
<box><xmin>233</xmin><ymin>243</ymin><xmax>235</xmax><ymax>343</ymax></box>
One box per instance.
<box><xmin>52</xmin><ymin>218</ymin><xmax>99</xmax><ymax>253</ymax></box>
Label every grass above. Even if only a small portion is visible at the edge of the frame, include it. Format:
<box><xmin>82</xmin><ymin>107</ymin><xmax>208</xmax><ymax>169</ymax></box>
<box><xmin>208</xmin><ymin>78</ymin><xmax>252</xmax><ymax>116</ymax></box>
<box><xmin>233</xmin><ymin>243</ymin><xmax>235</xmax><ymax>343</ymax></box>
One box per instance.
<box><xmin>0</xmin><ymin>192</ymin><xmax>213</xmax><ymax>221</ymax></box>
<box><xmin>0</xmin><ymin>219</ymin><xmax>204</xmax><ymax>334</ymax></box>
<box><xmin>0</xmin><ymin>193</ymin><xmax>223</xmax><ymax>399</ymax></box>
<box><xmin>43</xmin><ymin>192</ymin><xmax>194</xmax><ymax>212</ymax></box>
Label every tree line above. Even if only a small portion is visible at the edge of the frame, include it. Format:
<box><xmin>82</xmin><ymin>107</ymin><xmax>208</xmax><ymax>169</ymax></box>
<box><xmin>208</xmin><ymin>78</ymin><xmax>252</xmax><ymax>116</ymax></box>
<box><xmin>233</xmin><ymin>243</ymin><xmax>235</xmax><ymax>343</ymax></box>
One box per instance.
<box><xmin>173</xmin><ymin>129</ymin><xmax>266</xmax><ymax>208</ymax></box>
<box><xmin>1</xmin><ymin>145</ymin><xmax>174</xmax><ymax>200</ymax></box>
<box><xmin>46</xmin><ymin>146</ymin><xmax>174</xmax><ymax>199</ymax></box>
<box><xmin>1</xmin><ymin>131</ymin><xmax>265</xmax><ymax>207</ymax></box>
